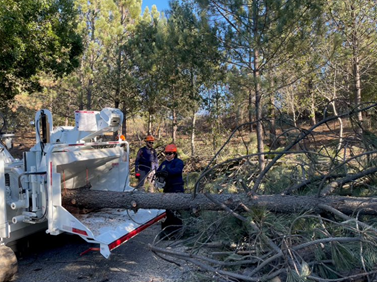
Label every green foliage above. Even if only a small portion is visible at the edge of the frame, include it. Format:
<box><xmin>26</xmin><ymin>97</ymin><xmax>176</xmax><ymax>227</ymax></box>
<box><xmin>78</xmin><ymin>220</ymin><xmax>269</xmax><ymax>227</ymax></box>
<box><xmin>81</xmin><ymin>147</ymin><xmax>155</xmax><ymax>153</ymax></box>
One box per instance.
<box><xmin>286</xmin><ymin>270</ymin><xmax>307</xmax><ymax>282</ymax></box>
<box><xmin>312</xmin><ymin>263</ymin><xmax>339</xmax><ymax>280</ymax></box>
<box><xmin>184</xmin><ymin>171</ymin><xmax>200</xmax><ymax>193</ymax></box>
<box><xmin>330</xmin><ymin>242</ymin><xmax>357</xmax><ymax>271</ymax></box>
<box><xmin>0</xmin><ymin>0</ymin><xmax>83</xmax><ymax>104</ymax></box>
<box><xmin>362</xmin><ymin>242</ymin><xmax>377</xmax><ymax>270</ymax></box>
<box><xmin>245</xmin><ymin>207</ymin><xmax>292</xmax><ymax>238</ymax></box>
<box><xmin>290</xmin><ymin>215</ymin><xmax>321</xmax><ymax>237</ymax></box>
<box><xmin>189</xmin><ymin>211</ymin><xmax>249</xmax><ymax>245</ymax></box>
<box><xmin>263</xmin><ymin>165</ymin><xmax>296</xmax><ymax>194</ymax></box>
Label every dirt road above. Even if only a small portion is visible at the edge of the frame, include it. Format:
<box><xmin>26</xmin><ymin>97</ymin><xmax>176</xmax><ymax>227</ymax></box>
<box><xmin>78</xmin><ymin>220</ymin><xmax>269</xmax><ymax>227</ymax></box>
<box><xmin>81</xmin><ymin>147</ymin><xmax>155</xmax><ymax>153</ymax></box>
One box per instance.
<box><xmin>13</xmin><ymin>225</ymin><xmax>190</xmax><ymax>282</ymax></box>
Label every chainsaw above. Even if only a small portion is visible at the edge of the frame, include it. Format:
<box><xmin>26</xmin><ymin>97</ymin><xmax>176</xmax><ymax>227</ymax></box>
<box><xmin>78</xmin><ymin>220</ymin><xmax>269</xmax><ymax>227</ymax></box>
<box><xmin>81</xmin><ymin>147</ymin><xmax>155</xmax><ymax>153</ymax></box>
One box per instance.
<box><xmin>154</xmin><ymin>170</ymin><xmax>168</xmax><ymax>190</ymax></box>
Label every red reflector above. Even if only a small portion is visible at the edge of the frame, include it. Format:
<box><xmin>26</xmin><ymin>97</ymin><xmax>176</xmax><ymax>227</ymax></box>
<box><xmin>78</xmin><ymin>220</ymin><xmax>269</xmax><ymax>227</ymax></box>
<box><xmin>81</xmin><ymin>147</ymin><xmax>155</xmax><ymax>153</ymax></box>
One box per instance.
<box><xmin>72</xmin><ymin>228</ymin><xmax>88</xmax><ymax>236</ymax></box>
<box><xmin>80</xmin><ymin>247</ymin><xmax>100</xmax><ymax>256</ymax></box>
<box><xmin>108</xmin><ymin>213</ymin><xmax>166</xmax><ymax>250</ymax></box>
<box><xmin>75</xmin><ymin>111</ymin><xmax>95</xmax><ymax>113</ymax></box>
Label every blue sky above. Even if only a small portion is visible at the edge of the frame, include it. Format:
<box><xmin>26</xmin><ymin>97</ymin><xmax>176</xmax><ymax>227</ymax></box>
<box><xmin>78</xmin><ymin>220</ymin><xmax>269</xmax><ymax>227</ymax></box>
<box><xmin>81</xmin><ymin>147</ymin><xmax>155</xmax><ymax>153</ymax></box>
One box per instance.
<box><xmin>141</xmin><ymin>0</ymin><xmax>171</xmax><ymax>13</ymax></box>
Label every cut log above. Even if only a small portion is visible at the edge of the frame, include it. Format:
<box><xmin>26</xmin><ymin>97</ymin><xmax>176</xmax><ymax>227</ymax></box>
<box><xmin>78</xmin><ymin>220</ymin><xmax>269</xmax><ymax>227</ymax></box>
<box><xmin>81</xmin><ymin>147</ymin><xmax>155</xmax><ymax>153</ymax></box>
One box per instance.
<box><xmin>62</xmin><ymin>188</ymin><xmax>377</xmax><ymax>216</ymax></box>
<box><xmin>0</xmin><ymin>245</ymin><xmax>17</xmax><ymax>282</ymax></box>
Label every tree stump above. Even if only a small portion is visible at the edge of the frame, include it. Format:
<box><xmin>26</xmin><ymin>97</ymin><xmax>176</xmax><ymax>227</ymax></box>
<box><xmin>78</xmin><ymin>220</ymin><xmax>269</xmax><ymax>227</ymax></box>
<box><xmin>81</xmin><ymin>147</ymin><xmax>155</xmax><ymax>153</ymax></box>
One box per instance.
<box><xmin>0</xmin><ymin>245</ymin><xmax>17</xmax><ymax>282</ymax></box>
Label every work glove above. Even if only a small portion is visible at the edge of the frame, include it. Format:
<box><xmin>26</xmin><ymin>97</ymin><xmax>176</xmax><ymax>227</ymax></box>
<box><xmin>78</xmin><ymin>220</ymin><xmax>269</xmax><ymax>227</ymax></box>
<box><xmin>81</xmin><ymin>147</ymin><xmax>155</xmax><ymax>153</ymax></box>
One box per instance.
<box><xmin>135</xmin><ymin>172</ymin><xmax>141</xmax><ymax>178</ymax></box>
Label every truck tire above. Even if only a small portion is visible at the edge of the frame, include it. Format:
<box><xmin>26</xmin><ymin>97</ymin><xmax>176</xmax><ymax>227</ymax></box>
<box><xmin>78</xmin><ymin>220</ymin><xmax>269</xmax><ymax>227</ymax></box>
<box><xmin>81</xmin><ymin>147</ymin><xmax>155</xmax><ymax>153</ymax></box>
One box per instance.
<box><xmin>0</xmin><ymin>245</ymin><xmax>17</xmax><ymax>282</ymax></box>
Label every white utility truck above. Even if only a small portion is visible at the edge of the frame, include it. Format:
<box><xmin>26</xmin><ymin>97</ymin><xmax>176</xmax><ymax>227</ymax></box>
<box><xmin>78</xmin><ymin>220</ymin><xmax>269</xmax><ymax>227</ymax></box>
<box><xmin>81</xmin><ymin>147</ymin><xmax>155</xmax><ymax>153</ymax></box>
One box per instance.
<box><xmin>0</xmin><ymin>108</ymin><xmax>165</xmax><ymax>281</ymax></box>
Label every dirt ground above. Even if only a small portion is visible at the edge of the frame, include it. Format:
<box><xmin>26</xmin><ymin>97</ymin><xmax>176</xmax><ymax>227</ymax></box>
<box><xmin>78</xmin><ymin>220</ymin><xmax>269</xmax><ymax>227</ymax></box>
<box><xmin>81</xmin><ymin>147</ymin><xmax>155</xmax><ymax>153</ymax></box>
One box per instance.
<box><xmin>13</xmin><ymin>224</ymin><xmax>192</xmax><ymax>282</ymax></box>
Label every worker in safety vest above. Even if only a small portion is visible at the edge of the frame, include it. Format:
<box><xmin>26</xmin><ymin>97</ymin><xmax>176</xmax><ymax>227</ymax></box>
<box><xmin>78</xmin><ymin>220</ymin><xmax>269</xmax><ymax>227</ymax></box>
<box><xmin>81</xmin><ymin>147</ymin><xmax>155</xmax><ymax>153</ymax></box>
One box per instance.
<box><xmin>135</xmin><ymin>135</ymin><xmax>158</xmax><ymax>192</ymax></box>
<box><xmin>155</xmin><ymin>144</ymin><xmax>184</xmax><ymax>239</ymax></box>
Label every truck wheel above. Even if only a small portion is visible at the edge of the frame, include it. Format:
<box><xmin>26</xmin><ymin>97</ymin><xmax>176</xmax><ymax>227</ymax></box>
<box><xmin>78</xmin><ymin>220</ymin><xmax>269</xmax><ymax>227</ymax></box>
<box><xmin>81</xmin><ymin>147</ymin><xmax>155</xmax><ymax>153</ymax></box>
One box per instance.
<box><xmin>0</xmin><ymin>245</ymin><xmax>17</xmax><ymax>282</ymax></box>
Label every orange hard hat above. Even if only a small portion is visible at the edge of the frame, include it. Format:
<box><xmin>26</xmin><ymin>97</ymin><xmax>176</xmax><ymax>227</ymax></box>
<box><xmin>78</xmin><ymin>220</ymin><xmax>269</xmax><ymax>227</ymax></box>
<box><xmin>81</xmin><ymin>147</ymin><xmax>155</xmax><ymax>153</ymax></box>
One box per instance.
<box><xmin>165</xmin><ymin>144</ymin><xmax>177</xmax><ymax>153</ymax></box>
<box><xmin>119</xmin><ymin>135</ymin><xmax>126</xmax><ymax>141</ymax></box>
<box><xmin>145</xmin><ymin>135</ymin><xmax>155</xmax><ymax>142</ymax></box>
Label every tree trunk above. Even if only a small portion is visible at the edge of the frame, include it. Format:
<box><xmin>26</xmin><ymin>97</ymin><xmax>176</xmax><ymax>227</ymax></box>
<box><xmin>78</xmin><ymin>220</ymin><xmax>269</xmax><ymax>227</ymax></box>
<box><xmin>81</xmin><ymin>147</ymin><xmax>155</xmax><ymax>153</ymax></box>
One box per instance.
<box><xmin>172</xmin><ymin>108</ymin><xmax>177</xmax><ymax>144</ymax></box>
<box><xmin>147</xmin><ymin>111</ymin><xmax>152</xmax><ymax>135</ymax></box>
<box><xmin>254</xmin><ymin>58</ymin><xmax>265</xmax><ymax>171</ymax></box>
<box><xmin>351</xmin><ymin>4</ymin><xmax>363</xmax><ymax>134</ymax></box>
<box><xmin>191</xmin><ymin>111</ymin><xmax>196</xmax><ymax>156</ymax></box>
<box><xmin>252</xmin><ymin>1</ymin><xmax>265</xmax><ymax>171</ymax></box>
<box><xmin>269</xmin><ymin>91</ymin><xmax>278</xmax><ymax>149</ymax></box>
<box><xmin>0</xmin><ymin>245</ymin><xmax>17</xmax><ymax>282</ymax></box>
<box><xmin>85</xmin><ymin>14</ymin><xmax>95</xmax><ymax>110</ymax></box>
<box><xmin>122</xmin><ymin>104</ymin><xmax>127</xmax><ymax>139</ymax></box>
<box><xmin>62</xmin><ymin>189</ymin><xmax>377</xmax><ymax>216</ymax></box>
<box><xmin>309</xmin><ymin>79</ymin><xmax>316</xmax><ymax>126</ymax></box>
<box><xmin>331</xmin><ymin>68</ymin><xmax>344</xmax><ymax>151</ymax></box>
<box><xmin>248</xmin><ymin>88</ymin><xmax>253</xmax><ymax>132</ymax></box>
<box><xmin>78</xmin><ymin>75</ymin><xmax>85</xmax><ymax>110</ymax></box>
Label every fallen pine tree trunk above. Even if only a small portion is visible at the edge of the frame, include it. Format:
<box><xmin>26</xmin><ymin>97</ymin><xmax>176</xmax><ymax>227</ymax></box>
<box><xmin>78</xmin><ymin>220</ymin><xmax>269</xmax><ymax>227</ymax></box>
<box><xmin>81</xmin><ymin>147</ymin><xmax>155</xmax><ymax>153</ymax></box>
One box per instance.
<box><xmin>62</xmin><ymin>188</ymin><xmax>377</xmax><ymax>215</ymax></box>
